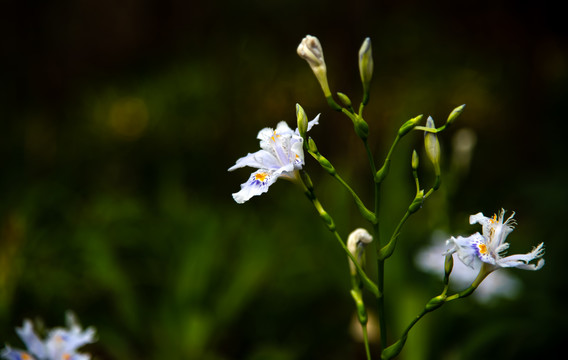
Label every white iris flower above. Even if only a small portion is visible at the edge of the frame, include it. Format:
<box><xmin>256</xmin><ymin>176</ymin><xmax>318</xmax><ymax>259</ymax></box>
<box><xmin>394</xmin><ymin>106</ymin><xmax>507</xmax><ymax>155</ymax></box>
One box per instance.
<box><xmin>229</xmin><ymin>115</ymin><xmax>319</xmax><ymax>204</ymax></box>
<box><xmin>445</xmin><ymin>209</ymin><xmax>545</xmax><ymax>271</ymax></box>
<box><xmin>1</xmin><ymin>312</ymin><xmax>96</xmax><ymax>360</ymax></box>
<box><xmin>415</xmin><ymin>230</ymin><xmax>522</xmax><ymax>304</ymax></box>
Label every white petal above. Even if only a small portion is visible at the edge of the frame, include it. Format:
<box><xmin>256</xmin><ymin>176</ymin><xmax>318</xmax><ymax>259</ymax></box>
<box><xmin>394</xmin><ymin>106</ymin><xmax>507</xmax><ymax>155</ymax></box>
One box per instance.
<box><xmin>497</xmin><ymin>243</ymin><xmax>545</xmax><ymax>270</ymax></box>
<box><xmin>275</xmin><ymin>121</ymin><xmax>294</xmax><ymax>135</ymax></box>
<box><xmin>232</xmin><ymin>170</ymin><xmax>278</xmax><ymax>204</ymax></box>
<box><xmin>228</xmin><ymin>149</ymin><xmax>281</xmax><ymax>172</ymax></box>
<box><xmin>469</xmin><ymin>212</ymin><xmax>487</xmax><ymax>225</ymax></box>
<box><xmin>445</xmin><ymin>233</ymin><xmax>487</xmax><ymax>269</ymax></box>
<box><xmin>15</xmin><ymin>320</ymin><xmax>47</xmax><ymax>359</ymax></box>
<box><xmin>290</xmin><ymin>140</ymin><xmax>305</xmax><ymax>168</ymax></box>
<box><xmin>257</xmin><ymin>126</ymin><xmax>276</xmax><ymax>141</ymax></box>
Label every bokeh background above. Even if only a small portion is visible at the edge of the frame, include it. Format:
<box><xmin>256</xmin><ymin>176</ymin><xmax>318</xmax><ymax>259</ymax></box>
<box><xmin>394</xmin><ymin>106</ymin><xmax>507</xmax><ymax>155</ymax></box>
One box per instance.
<box><xmin>1</xmin><ymin>0</ymin><xmax>566</xmax><ymax>359</ymax></box>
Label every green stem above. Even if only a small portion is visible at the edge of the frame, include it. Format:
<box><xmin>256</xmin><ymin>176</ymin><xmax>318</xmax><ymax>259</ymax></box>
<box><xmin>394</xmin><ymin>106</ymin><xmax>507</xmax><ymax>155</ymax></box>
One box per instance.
<box><xmin>389</xmin><ymin>265</ymin><xmax>491</xmax><ymax>358</ymax></box>
<box><xmin>301</xmin><ymin>177</ymin><xmax>380</xmax><ymax>297</ymax></box>
<box><xmin>376</xmin><ymin>134</ymin><xmax>401</xmax><ymax>183</ymax></box>
<box><xmin>363</xmin><ymin>324</ymin><xmax>372</xmax><ymax>360</ymax></box>
<box><xmin>333</xmin><ymin>172</ymin><xmax>376</xmax><ymax>224</ymax></box>
<box><xmin>307</xmin><ymin>149</ymin><xmax>376</xmax><ymax>224</ymax></box>
<box><xmin>364</xmin><ymin>139</ymin><xmax>378</xmax><ymax>176</ymax></box>
<box><xmin>401</xmin><ymin>308</ymin><xmax>428</xmax><ymax>340</ymax></box>
<box><xmin>376</xmin><ymin>258</ymin><xmax>386</xmax><ymax>352</ymax></box>
<box><xmin>378</xmin><ymin>211</ymin><xmax>411</xmax><ymax>260</ymax></box>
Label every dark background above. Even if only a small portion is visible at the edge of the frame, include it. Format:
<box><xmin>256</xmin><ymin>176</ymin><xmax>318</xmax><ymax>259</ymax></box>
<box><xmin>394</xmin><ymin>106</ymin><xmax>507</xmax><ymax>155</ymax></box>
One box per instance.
<box><xmin>1</xmin><ymin>1</ymin><xmax>566</xmax><ymax>359</ymax></box>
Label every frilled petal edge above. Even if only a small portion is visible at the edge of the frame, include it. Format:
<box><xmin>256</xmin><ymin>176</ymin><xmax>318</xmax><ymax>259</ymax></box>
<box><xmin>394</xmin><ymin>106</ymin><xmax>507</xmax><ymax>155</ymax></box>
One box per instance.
<box><xmin>232</xmin><ymin>170</ymin><xmax>279</xmax><ymax>204</ymax></box>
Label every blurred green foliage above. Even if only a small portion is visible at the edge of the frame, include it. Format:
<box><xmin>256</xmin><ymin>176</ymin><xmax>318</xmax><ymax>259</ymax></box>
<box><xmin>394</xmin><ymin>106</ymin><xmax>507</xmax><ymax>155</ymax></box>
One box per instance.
<box><xmin>1</xmin><ymin>1</ymin><xmax>567</xmax><ymax>359</ymax></box>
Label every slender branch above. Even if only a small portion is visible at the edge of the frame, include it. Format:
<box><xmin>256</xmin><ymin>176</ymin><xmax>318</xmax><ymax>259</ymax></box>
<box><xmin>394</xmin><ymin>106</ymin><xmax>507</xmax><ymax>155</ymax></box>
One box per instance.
<box><xmin>378</xmin><ymin>211</ymin><xmax>411</xmax><ymax>261</ymax></box>
<box><xmin>300</xmin><ymin>175</ymin><xmax>380</xmax><ymax>297</ymax></box>
<box><xmin>307</xmin><ymin>147</ymin><xmax>376</xmax><ymax>224</ymax></box>
<box><xmin>363</xmin><ymin>324</ymin><xmax>372</xmax><ymax>360</ymax></box>
<box><xmin>376</xmin><ymin>134</ymin><xmax>401</xmax><ymax>183</ymax></box>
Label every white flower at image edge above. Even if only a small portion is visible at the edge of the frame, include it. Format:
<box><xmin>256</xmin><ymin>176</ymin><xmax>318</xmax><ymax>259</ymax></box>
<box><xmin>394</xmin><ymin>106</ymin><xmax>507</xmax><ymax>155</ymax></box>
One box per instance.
<box><xmin>415</xmin><ymin>230</ymin><xmax>522</xmax><ymax>304</ymax></box>
<box><xmin>445</xmin><ymin>209</ymin><xmax>545</xmax><ymax>272</ymax></box>
<box><xmin>1</xmin><ymin>312</ymin><xmax>96</xmax><ymax>360</ymax></box>
<box><xmin>229</xmin><ymin>115</ymin><xmax>319</xmax><ymax>204</ymax></box>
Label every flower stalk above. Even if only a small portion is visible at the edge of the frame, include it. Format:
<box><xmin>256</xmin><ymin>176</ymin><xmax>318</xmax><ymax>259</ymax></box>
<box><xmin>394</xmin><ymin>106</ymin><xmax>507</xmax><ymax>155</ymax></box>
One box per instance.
<box><xmin>228</xmin><ymin>33</ymin><xmax>542</xmax><ymax>360</ymax></box>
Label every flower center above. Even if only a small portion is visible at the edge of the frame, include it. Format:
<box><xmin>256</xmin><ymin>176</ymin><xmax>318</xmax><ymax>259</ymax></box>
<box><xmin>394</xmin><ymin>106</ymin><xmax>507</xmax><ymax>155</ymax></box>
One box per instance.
<box><xmin>477</xmin><ymin>243</ymin><xmax>488</xmax><ymax>254</ymax></box>
<box><xmin>255</xmin><ymin>172</ymin><xmax>268</xmax><ymax>182</ymax></box>
<box><xmin>271</xmin><ymin>131</ymin><xmax>280</xmax><ymax>142</ymax></box>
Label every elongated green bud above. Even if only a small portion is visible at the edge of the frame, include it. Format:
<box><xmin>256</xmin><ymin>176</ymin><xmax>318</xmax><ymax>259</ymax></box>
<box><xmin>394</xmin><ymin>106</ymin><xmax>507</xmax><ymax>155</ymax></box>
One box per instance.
<box><xmin>358</xmin><ymin>37</ymin><xmax>373</xmax><ymax>105</ymax></box>
<box><xmin>354</xmin><ymin>117</ymin><xmax>369</xmax><ymax>140</ymax></box>
<box><xmin>398</xmin><ymin>114</ymin><xmax>423</xmax><ymax>137</ymax></box>
<box><xmin>446</xmin><ymin>104</ymin><xmax>466</xmax><ymax>127</ymax></box>
<box><xmin>424</xmin><ymin>116</ymin><xmax>441</xmax><ymax>177</ymax></box>
<box><xmin>308</xmin><ymin>137</ymin><xmax>318</xmax><ymax>153</ymax></box>
<box><xmin>296</xmin><ymin>103</ymin><xmax>308</xmax><ymax>141</ymax></box>
<box><xmin>444</xmin><ymin>254</ymin><xmax>454</xmax><ymax>278</ymax></box>
<box><xmin>318</xmin><ymin>155</ymin><xmax>336</xmax><ymax>175</ymax></box>
<box><xmin>411</xmin><ymin>150</ymin><xmax>419</xmax><ymax>171</ymax></box>
<box><xmin>443</xmin><ymin>254</ymin><xmax>454</xmax><ymax>288</ymax></box>
<box><xmin>425</xmin><ymin>295</ymin><xmax>446</xmax><ymax>311</ymax></box>
<box><xmin>336</xmin><ymin>92</ymin><xmax>352</xmax><ymax>108</ymax></box>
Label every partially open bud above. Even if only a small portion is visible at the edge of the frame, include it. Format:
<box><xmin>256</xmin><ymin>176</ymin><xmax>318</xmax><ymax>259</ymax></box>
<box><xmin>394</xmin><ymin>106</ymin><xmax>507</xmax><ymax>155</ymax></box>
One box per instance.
<box><xmin>297</xmin><ymin>35</ymin><xmax>332</xmax><ymax>97</ymax></box>
<box><xmin>296</xmin><ymin>103</ymin><xmax>308</xmax><ymax>141</ymax></box>
<box><xmin>358</xmin><ymin>37</ymin><xmax>373</xmax><ymax>105</ymax></box>
<box><xmin>424</xmin><ymin>116</ymin><xmax>441</xmax><ymax>177</ymax></box>
<box><xmin>347</xmin><ymin>228</ymin><xmax>373</xmax><ymax>275</ymax></box>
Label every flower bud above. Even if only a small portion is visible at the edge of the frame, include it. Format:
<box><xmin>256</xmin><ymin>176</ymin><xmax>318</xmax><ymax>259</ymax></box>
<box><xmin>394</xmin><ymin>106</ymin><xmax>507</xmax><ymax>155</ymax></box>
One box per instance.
<box><xmin>398</xmin><ymin>114</ymin><xmax>423</xmax><ymax>137</ymax></box>
<box><xmin>443</xmin><ymin>253</ymin><xmax>454</xmax><ymax>286</ymax></box>
<box><xmin>425</xmin><ymin>295</ymin><xmax>446</xmax><ymax>311</ymax></box>
<box><xmin>354</xmin><ymin>117</ymin><xmax>369</xmax><ymax>140</ymax></box>
<box><xmin>336</xmin><ymin>92</ymin><xmax>352</xmax><ymax>108</ymax></box>
<box><xmin>411</xmin><ymin>150</ymin><xmax>419</xmax><ymax>171</ymax></box>
<box><xmin>318</xmin><ymin>155</ymin><xmax>336</xmax><ymax>175</ymax></box>
<box><xmin>297</xmin><ymin>35</ymin><xmax>332</xmax><ymax>97</ymax></box>
<box><xmin>296</xmin><ymin>103</ymin><xmax>308</xmax><ymax>140</ymax></box>
<box><xmin>424</xmin><ymin>116</ymin><xmax>441</xmax><ymax>176</ymax></box>
<box><xmin>307</xmin><ymin>137</ymin><xmax>318</xmax><ymax>153</ymax></box>
<box><xmin>358</xmin><ymin>37</ymin><xmax>373</xmax><ymax>105</ymax></box>
<box><xmin>446</xmin><ymin>104</ymin><xmax>466</xmax><ymax>127</ymax></box>
<box><xmin>347</xmin><ymin>228</ymin><xmax>373</xmax><ymax>275</ymax></box>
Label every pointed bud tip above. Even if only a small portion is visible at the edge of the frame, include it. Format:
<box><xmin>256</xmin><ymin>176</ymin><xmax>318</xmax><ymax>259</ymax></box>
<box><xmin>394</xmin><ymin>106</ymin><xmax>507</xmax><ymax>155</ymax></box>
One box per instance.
<box><xmin>411</xmin><ymin>150</ymin><xmax>419</xmax><ymax>170</ymax></box>
<box><xmin>446</xmin><ymin>104</ymin><xmax>466</xmax><ymax>126</ymax></box>
<box><xmin>296</xmin><ymin>103</ymin><xmax>308</xmax><ymax>138</ymax></box>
